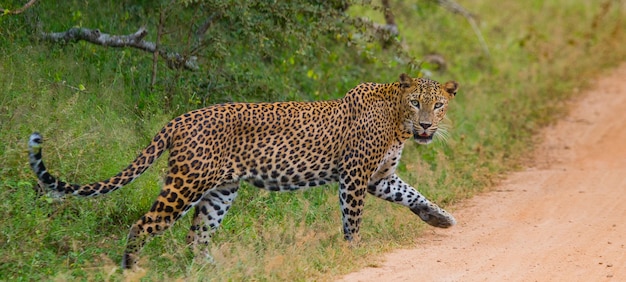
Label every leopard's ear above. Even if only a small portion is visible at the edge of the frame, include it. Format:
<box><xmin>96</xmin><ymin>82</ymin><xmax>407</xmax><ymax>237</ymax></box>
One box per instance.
<box><xmin>443</xmin><ymin>81</ymin><xmax>458</xmax><ymax>97</ymax></box>
<box><xmin>399</xmin><ymin>73</ymin><xmax>412</xmax><ymax>88</ymax></box>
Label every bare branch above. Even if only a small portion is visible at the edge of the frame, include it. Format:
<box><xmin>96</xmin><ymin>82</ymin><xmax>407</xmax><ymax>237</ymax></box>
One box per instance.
<box><xmin>152</xmin><ymin>9</ymin><xmax>167</xmax><ymax>88</ymax></box>
<box><xmin>436</xmin><ymin>0</ymin><xmax>475</xmax><ymax>18</ymax></box>
<box><xmin>196</xmin><ymin>12</ymin><xmax>221</xmax><ymax>37</ymax></box>
<box><xmin>40</xmin><ymin>27</ymin><xmax>199</xmax><ymax>71</ymax></box>
<box><xmin>0</xmin><ymin>0</ymin><xmax>38</xmax><ymax>15</ymax></box>
<box><xmin>381</xmin><ymin>0</ymin><xmax>399</xmax><ymax>36</ymax></box>
<box><xmin>435</xmin><ymin>0</ymin><xmax>490</xmax><ymax>57</ymax></box>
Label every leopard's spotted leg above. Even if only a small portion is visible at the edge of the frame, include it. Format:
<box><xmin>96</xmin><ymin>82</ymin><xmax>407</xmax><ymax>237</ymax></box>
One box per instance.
<box><xmin>339</xmin><ymin>181</ymin><xmax>367</xmax><ymax>244</ymax></box>
<box><xmin>338</xmin><ymin>148</ymin><xmax>375</xmax><ymax>244</ymax></box>
<box><xmin>122</xmin><ymin>179</ymin><xmax>213</xmax><ymax>269</ymax></box>
<box><xmin>186</xmin><ymin>182</ymin><xmax>239</xmax><ymax>263</ymax></box>
<box><xmin>367</xmin><ymin>174</ymin><xmax>456</xmax><ymax>228</ymax></box>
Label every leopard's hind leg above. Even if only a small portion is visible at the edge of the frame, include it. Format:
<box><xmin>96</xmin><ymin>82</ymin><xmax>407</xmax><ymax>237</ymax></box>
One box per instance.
<box><xmin>186</xmin><ymin>182</ymin><xmax>239</xmax><ymax>263</ymax></box>
<box><xmin>121</xmin><ymin>165</ymin><xmax>223</xmax><ymax>269</ymax></box>
<box><xmin>121</xmin><ymin>180</ymin><xmax>206</xmax><ymax>269</ymax></box>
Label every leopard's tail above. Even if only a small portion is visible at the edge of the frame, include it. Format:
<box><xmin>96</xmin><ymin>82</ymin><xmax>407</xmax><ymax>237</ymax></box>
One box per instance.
<box><xmin>28</xmin><ymin>126</ymin><xmax>172</xmax><ymax>197</ymax></box>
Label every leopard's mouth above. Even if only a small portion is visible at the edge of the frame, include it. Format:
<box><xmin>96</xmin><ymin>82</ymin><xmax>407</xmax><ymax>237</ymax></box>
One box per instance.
<box><xmin>413</xmin><ymin>132</ymin><xmax>433</xmax><ymax>145</ymax></box>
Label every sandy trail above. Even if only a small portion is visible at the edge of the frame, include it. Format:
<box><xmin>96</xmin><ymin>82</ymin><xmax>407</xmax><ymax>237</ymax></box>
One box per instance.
<box><xmin>339</xmin><ymin>63</ymin><xmax>626</xmax><ymax>282</ymax></box>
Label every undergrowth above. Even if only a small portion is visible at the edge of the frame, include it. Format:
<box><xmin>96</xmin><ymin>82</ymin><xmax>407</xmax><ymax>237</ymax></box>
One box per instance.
<box><xmin>1</xmin><ymin>0</ymin><xmax>625</xmax><ymax>281</ymax></box>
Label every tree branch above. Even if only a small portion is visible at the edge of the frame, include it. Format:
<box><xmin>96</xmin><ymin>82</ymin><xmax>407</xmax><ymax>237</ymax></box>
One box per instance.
<box><xmin>435</xmin><ymin>0</ymin><xmax>490</xmax><ymax>57</ymax></box>
<box><xmin>152</xmin><ymin>9</ymin><xmax>166</xmax><ymax>88</ymax></box>
<box><xmin>40</xmin><ymin>27</ymin><xmax>199</xmax><ymax>71</ymax></box>
<box><xmin>1</xmin><ymin>0</ymin><xmax>38</xmax><ymax>15</ymax></box>
<box><xmin>381</xmin><ymin>0</ymin><xmax>399</xmax><ymax>37</ymax></box>
<box><xmin>196</xmin><ymin>12</ymin><xmax>220</xmax><ymax>37</ymax></box>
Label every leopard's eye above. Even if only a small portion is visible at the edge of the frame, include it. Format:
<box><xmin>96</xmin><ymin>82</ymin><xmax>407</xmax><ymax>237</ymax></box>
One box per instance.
<box><xmin>434</xmin><ymin>102</ymin><xmax>444</xmax><ymax>109</ymax></box>
<box><xmin>411</xmin><ymin>100</ymin><xmax>420</xmax><ymax>108</ymax></box>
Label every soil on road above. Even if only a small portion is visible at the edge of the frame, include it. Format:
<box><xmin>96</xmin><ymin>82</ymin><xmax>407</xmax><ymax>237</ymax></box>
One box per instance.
<box><xmin>339</xmin><ymin>63</ymin><xmax>626</xmax><ymax>282</ymax></box>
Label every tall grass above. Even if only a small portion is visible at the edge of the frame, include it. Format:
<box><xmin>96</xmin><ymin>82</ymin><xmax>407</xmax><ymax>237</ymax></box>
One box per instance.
<box><xmin>1</xmin><ymin>0</ymin><xmax>625</xmax><ymax>281</ymax></box>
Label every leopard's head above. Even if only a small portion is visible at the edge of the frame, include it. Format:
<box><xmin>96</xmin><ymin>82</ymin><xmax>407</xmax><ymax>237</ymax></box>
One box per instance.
<box><xmin>399</xmin><ymin>74</ymin><xmax>458</xmax><ymax>145</ymax></box>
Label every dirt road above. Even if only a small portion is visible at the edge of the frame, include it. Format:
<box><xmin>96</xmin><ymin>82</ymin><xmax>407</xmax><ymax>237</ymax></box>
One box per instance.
<box><xmin>340</xmin><ymin>63</ymin><xmax>626</xmax><ymax>282</ymax></box>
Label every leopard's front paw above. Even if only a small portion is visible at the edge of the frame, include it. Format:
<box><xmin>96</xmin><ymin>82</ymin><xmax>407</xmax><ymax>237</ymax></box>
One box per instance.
<box><xmin>412</xmin><ymin>202</ymin><xmax>456</xmax><ymax>228</ymax></box>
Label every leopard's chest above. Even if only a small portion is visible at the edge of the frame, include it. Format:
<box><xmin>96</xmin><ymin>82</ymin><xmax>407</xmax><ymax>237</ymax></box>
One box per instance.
<box><xmin>370</xmin><ymin>143</ymin><xmax>405</xmax><ymax>184</ymax></box>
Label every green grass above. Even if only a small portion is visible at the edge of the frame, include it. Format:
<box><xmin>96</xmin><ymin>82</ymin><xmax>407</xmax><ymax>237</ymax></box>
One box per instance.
<box><xmin>1</xmin><ymin>0</ymin><xmax>626</xmax><ymax>281</ymax></box>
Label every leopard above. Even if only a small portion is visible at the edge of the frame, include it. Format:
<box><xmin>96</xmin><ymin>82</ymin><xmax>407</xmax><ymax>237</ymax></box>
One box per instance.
<box><xmin>28</xmin><ymin>73</ymin><xmax>458</xmax><ymax>269</ymax></box>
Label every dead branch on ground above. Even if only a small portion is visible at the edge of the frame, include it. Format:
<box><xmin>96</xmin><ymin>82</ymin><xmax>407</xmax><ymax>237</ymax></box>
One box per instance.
<box><xmin>0</xmin><ymin>0</ymin><xmax>38</xmax><ymax>15</ymax></box>
<box><xmin>40</xmin><ymin>26</ymin><xmax>199</xmax><ymax>71</ymax></box>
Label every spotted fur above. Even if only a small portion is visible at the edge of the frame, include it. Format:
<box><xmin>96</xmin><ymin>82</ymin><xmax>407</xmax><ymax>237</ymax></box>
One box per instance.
<box><xmin>28</xmin><ymin>74</ymin><xmax>458</xmax><ymax>269</ymax></box>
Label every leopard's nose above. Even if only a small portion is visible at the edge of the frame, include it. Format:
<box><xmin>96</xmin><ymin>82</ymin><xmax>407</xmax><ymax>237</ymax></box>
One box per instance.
<box><xmin>419</xmin><ymin>123</ymin><xmax>432</xmax><ymax>129</ymax></box>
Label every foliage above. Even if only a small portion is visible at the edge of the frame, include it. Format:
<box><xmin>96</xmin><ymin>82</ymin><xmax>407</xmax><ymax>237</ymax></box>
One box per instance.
<box><xmin>1</xmin><ymin>0</ymin><xmax>625</xmax><ymax>280</ymax></box>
